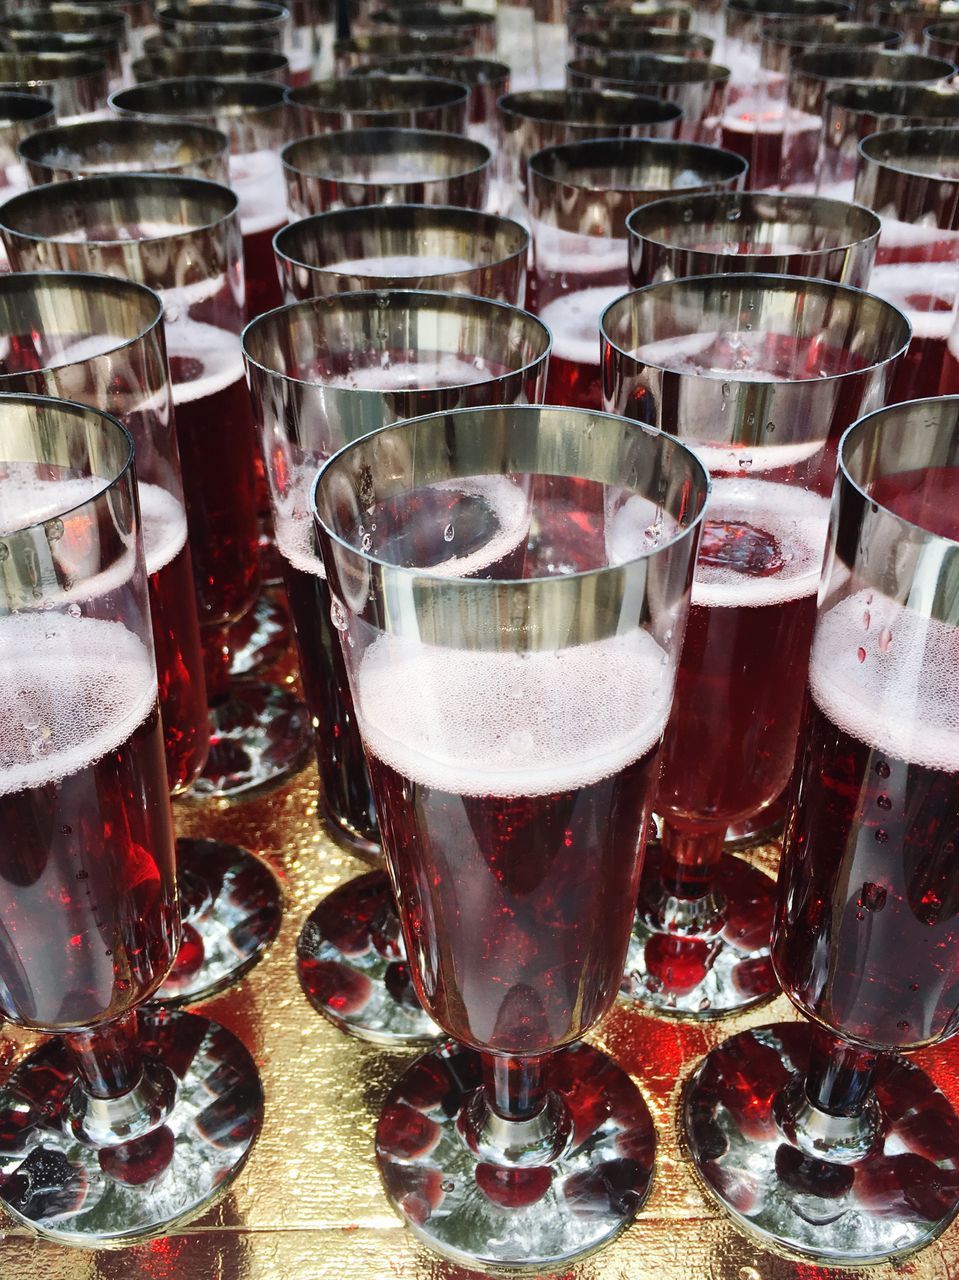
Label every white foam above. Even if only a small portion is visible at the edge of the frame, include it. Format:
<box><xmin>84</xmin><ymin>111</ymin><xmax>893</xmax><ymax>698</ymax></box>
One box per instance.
<box><xmin>50</xmin><ymin>219</ymin><xmax>190</xmax><ymax>244</ymax></box>
<box><xmin>0</xmin><ymin>613</ymin><xmax>157</xmax><ymax>796</ymax></box>
<box><xmin>631</xmin><ymin>330</ymin><xmax>832</xmax><ymax>382</ymax></box>
<box><xmin>417</xmin><ymin>476</ymin><xmax>530</xmax><ymax>579</ymax></box>
<box><xmin>531</xmin><ymin>226</ymin><xmax>628</xmax><ymax>277</ymax></box>
<box><xmin>866</xmin><ymin>261</ymin><xmax>957</xmax><ymax>340</ymax></box>
<box><xmin>164</xmin><ymin>319</ymin><xmax>245</xmax><ymax>405</ymax></box>
<box><xmin>323</xmin><ymin>353</ymin><xmax>503</xmax><ymax>392</ymax></box>
<box><xmin>324</xmin><ymin>253</ymin><xmax>476</xmax><ymax>277</ymax></box>
<box><xmin>690</xmin><ymin>440</ymin><xmax>826</xmax><ymax>475</ymax></box>
<box><xmin>810</xmin><ymin>588</ymin><xmax>959</xmax><ymax>773</ymax></box>
<box><xmin>691</xmin><ymin>477</ymin><xmax>830</xmax><ymax>609</ymax></box>
<box><xmin>356</xmin><ymin>625</ymin><xmax>671</xmax><ymax>797</ymax></box>
<box><xmin>138</xmin><ymin>481</ymin><xmax>187</xmax><ymax>577</ymax></box>
<box><xmin>274</xmin><ymin>462</ymin><xmax>323</xmax><ymax>578</ymax></box>
<box><xmin>230</xmin><ymin>148</ymin><xmax>288</xmax><ymax>236</ymax></box>
<box><xmin>0</xmin><ymin>470</ymin><xmax>104</xmax><ymax>535</ymax></box>
<box><xmin>879</xmin><ymin>215</ymin><xmax>959</xmax><ymax>252</ymax></box>
<box><xmin>540</xmin><ymin>284</ymin><xmax>627</xmax><ymax>365</ymax></box>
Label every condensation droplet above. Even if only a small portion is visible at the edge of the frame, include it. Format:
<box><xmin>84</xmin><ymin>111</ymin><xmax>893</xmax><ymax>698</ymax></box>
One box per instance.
<box><xmin>440</xmin><ymin>1179</ymin><xmax>455</xmax><ymax>1192</ymax></box>
<box><xmin>876</xmin><ymin>793</ymin><xmax>892</xmax><ymax>811</ymax></box>
<box><xmin>857</xmin><ymin>646</ymin><xmax>866</xmax><ymax>664</ymax></box>
<box><xmin>875</xmin><ymin>828</ymin><xmax>889</xmax><ymax>844</ymax></box>
<box><xmin>875</xmin><ymin>759</ymin><xmax>890</xmax><ymax>779</ymax></box>
<box><xmin>45</xmin><ymin>518</ymin><xmax>64</xmax><ymax>544</ymax></box>
<box><xmin>897</xmin><ymin>1019</ymin><xmax>910</xmax><ymax>1032</ymax></box>
<box><xmin>443</xmin><ymin>523</ymin><xmax>455</xmax><ymax>542</ymax></box>
<box><xmin>68</xmin><ymin>602</ymin><xmax>81</xmax><ymax>618</ymax></box>
<box><xmin>329</xmin><ymin>596</ymin><xmax>349</xmax><ymax>632</ymax></box>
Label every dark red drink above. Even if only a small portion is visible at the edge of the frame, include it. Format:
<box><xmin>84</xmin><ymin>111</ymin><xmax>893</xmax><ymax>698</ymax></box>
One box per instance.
<box><xmin>356</xmin><ymin>597</ymin><xmax>670</xmax><ymax>1052</ymax></box>
<box><xmin>166</xmin><ymin>322</ymin><xmax>261</xmax><ymax>630</ymax></box>
<box><xmin>231</xmin><ymin>150</ymin><xmax>288</xmax><ymax>323</ymax></box>
<box><xmin>538</xmin><ymin>279</ymin><xmax>628</xmax><ymax>410</ymax></box>
<box><xmin>719</xmin><ymin>101</ymin><xmax>788</xmax><ymax>193</ymax></box>
<box><xmin>656</xmin><ymin>476</ymin><xmax>829</xmax><ymax>846</ymax></box>
<box><xmin>0</xmin><ymin>610</ymin><xmax>179</xmax><ymax>1030</ymax></box>
<box><xmin>774</xmin><ymin>482</ymin><xmax>959</xmax><ymax>1047</ymax></box>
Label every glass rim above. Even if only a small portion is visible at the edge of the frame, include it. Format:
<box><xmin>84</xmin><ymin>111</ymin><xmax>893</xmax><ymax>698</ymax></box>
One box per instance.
<box><xmin>726</xmin><ymin>0</ymin><xmax>849</xmax><ymax>14</ymax></box>
<box><xmin>155</xmin><ymin>0</ymin><xmax>291</xmax><ymax>28</ymax></box>
<box><xmin>497</xmin><ymin>87</ymin><xmax>684</xmax><ymax>128</ymax></box>
<box><xmin>286</xmin><ymin>73</ymin><xmax>470</xmax><ymax>113</ymax></box>
<box><xmin>790</xmin><ymin>46</ymin><xmax>956</xmax><ymax>81</ymax></box>
<box><xmin>0</xmin><ymin>270</ymin><xmax>165</xmax><ymax>382</ymax></box>
<box><xmin>359</xmin><ymin>55</ymin><xmax>511</xmax><ymax>87</ymax></box>
<box><xmin>825</xmin><ymin>81</ymin><xmax>959</xmax><ymax>120</ymax></box>
<box><xmin>527</xmin><ymin>134</ymin><xmax>747</xmax><ymax>192</ymax></box>
<box><xmin>0</xmin><ymin>389</ymin><xmax>134</xmax><ymax>538</ymax></box>
<box><xmin>857</xmin><ymin>124</ymin><xmax>959</xmax><ymax>185</ymax></box>
<box><xmin>760</xmin><ymin>17</ymin><xmax>898</xmax><ymax>44</ymax></box>
<box><xmin>838</xmin><ymin>394</ymin><xmax>959</xmax><ymax>551</ymax></box>
<box><xmin>333</xmin><ymin>30</ymin><xmax>474</xmax><ymax>57</ymax></box>
<box><xmin>111</xmin><ymin>74</ymin><xmax>287</xmax><ymax>118</ymax></box>
<box><xmin>4</xmin><ymin>5</ymin><xmax>129</xmax><ymax>33</ymax></box>
<box><xmin>18</xmin><ymin>116</ymin><xmax>231</xmax><ymax>175</ymax></box>
<box><xmin>566</xmin><ymin>53</ymin><xmax>732</xmax><ymax>85</ymax></box>
<box><xmin>311</xmin><ymin>402</ymin><xmax>710</xmax><ymax>588</ymax></box>
<box><xmin>280</xmin><ymin>126</ymin><xmax>492</xmax><ymax>184</ymax></box>
<box><xmin>925</xmin><ymin>19</ymin><xmax>959</xmax><ymax>39</ymax></box>
<box><xmin>625</xmin><ymin>191</ymin><xmax>882</xmax><ymax>259</ymax></box>
<box><xmin>133</xmin><ymin>44</ymin><xmax>292</xmax><ymax>75</ymax></box>
<box><xmin>600</xmin><ymin>271</ymin><xmax>913</xmax><ymax>386</ymax></box>
<box><xmin>0</xmin><ymin>49</ymin><xmax>109</xmax><ymax>83</ymax></box>
<box><xmin>0</xmin><ymin>91</ymin><xmax>56</xmax><ymax>127</ymax></box>
<box><xmin>241</xmin><ymin>288</ymin><xmax>552</xmax><ymax>394</ymax></box>
<box><xmin>0</xmin><ymin>171</ymin><xmax>239</xmax><ymax>248</ymax></box>
<box><xmin>273</xmin><ymin>203</ymin><xmax>530</xmax><ymax>277</ymax></box>
<box><xmin>369</xmin><ymin>5</ymin><xmax>496</xmax><ymax>30</ymax></box>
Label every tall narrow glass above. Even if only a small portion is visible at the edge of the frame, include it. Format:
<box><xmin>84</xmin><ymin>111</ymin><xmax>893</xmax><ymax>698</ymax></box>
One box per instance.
<box><xmin>602</xmin><ymin>273</ymin><xmax>910</xmax><ymax>1017</ymax></box>
<box><xmin>0</xmin><ymin>174</ymin><xmax>310</xmax><ymax>803</ymax></box>
<box><xmin>109</xmin><ymin>78</ymin><xmax>290</xmax><ymax>323</ymax></box>
<box><xmin>527</xmin><ymin>136</ymin><xmax>746</xmax><ymax>408</ymax></box>
<box><xmin>313</xmin><ymin>402</ymin><xmax>707</xmax><ymax>1269</ymax></box>
<box><xmin>274</xmin><ymin>203</ymin><xmax>529</xmax><ymax>303</ymax></box>
<box><xmin>282</xmin><ymin>127</ymin><xmax>491</xmax><ymax>215</ymax></box>
<box><xmin>19</xmin><ymin>116</ymin><xmax>230</xmax><ymax>185</ymax></box>
<box><xmin>286</xmin><ymin>73</ymin><xmax>469</xmax><ymax>135</ymax></box>
<box><xmin>0</xmin><ymin>393</ymin><xmax>262</xmax><ymax>1244</ymax></box>
<box><xmin>565</xmin><ymin>54</ymin><xmax>731</xmax><ymax>143</ymax></box>
<box><xmin>626</xmin><ymin>190</ymin><xmax>880</xmax><ymax>288</ymax></box>
<box><xmin>244</xmin><ymin>290</ymin><xmax>551</xmax><ymax>1045</ymax></box>
<box><xmin>684</xmin><ymin>395</ymin><xmax>959</xmax><ymax>1264</ymax></box>
<box><xmin>855</xmin><ymin>125</ymin><xmax>959</xmax><ymax>402</ymax></box>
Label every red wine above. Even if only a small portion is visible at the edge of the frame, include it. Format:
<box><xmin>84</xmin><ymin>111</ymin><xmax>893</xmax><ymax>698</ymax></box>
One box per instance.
<box><xmin>719</xmin><ymin>101</ymin><xmax>790</xmax><ymax>193</ymax></box>
<box><xmin>775</xmin><ymin>479</ymin><xmax>959</xmax><ymax>1049</ymax></box>
<box><xmin>0</xmin><ymin>612</ymin><xmax>178</xmax><ymax>1031</ymax></box>
<box><xmin>360</xmin><ymin>625</ymin><xmax>670</xmax><ymax>1053</ymax></box>
<box><xmin>167</xmin><ymin>320</ymin><xmax>261</xmax><ymax>630</ymax></box>
<box><xmin>538</xmin><ymin>282</ymin><xmax>628</xmax><ymax>410</ymax></box>
<box><xmin>656</xmin><ymin>477</ymin><xmax>829</xmax><ymax>835</ymax></box>
<box><xmin>231</xmin><ymin>150</ymin><xmax>287</xmax><ymax>323</ymax></box>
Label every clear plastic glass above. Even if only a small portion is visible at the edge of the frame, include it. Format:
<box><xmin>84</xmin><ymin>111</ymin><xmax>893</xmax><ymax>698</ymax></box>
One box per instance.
<box><xmin>19</xmin><ymin>116</ymin><xmax>230</xmax><ymax>185</ymax></box>
<box><xmin>286</xmin><ymin>72</ymin><xmax>469</xmax><ymax>134</ymax></box>
<box><xmin>564</xmin><ymin>54</ymin><xmax>731</xmax><ymax>143</ymax></box>
<box><xmin>0</xmin><ymin>51</ymin><xmax>110</xmax><ymax>124</ymax></box>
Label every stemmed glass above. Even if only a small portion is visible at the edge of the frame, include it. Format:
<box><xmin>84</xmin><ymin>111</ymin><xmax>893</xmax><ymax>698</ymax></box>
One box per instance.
<box><xmin>18</xmin><ymin>116</ymin><xmax>231</xmax><ymax>186</ymax></box>
<box><xmin>313</xmin><ymin>402</ymin><xmax>707</xmax><ymax>1268</ymax></box>
<box><xmin>854</xmin><ymin>125</ymin><xmax>959</xmax><ymax>403</ymax></box>
<box><xmin>683</xmin><ymin>395</ymin><xmax>959</xmax><ymax>1264</ymax></box>
<box><xmin>281</xmin><ymin>127</ymin><xmax>491</xmax><ymax>215</ymax></box>
<box><xmin>243</xmin><ymin>289</ymin><xmax>551</xmax><ymax>1043</ymax></box>
<box><xmin>0</xmin><ymin>173</ymin><xmax>311</xmax><ymax>800</ymax></box>
<box><xmin>0</xmin><ymin>393</ymin><xmax>262</xmax><ymax>1244</ymax></box>
<box><xmin>274</xmin><ymin>203</ymin><xmax>530</xmax><ymax>303</ymax></box>
<box><xmin>601</xmin><ymin>273</ymin><xmax>910</xmax><ymax>1017</ymax></box>
<box><xmin>626</xmin><ymin>189</ymin><xmax>881</xmax><ymax>288</ymax></box>
<box><xmin>286</xmin><ymin>73</ymin><xmax>469</xmax><ymax>135</ymax></box>
<box><xmin>526</xmin><ymin>135</ymin><xmax>746</xmax><ymax>408</ymax></box>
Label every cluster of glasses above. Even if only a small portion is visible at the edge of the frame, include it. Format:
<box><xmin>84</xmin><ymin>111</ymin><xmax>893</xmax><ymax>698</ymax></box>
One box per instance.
<box><xmin>2</xmin><ymin>0</ymin><xmax>959</xmax><ymax>1271</ymax></box>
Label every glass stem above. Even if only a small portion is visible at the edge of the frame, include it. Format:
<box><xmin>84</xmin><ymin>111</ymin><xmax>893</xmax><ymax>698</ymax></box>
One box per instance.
<box><xmin>804</xmin><ymin>1027</ymin><xmax>880</xmax><ymax>1118</ymax></box>
<box><xmin>65</xmin><ymin>1010</ymin><xmax>143</xmax><ymax>1099</ymax></box>
<box><xmin>463</xmin><ymin>1052</ymin><xmax>571</xmax><ymax>1167</ymax></box>
<box><xmin>775</xmin><ymin>1027</ymin><xmax>883</xmax><ymax>1164</ymax></box>
<box><xmin>483</xmin><ymin>1053</ymin><xmax>550</xmax><ymax>1122</ymax></box>
<box><xmin>202</xmin><ymin>623</ymin><xmax>233</xmax><ymax>704</ymax></box>
<box><xmin>647</xmin><ymin>820</ymin><xmax>728</xmax><ymax>936</ymax></box>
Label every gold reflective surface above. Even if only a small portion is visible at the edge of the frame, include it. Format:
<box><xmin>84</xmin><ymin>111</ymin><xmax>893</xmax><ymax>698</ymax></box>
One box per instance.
<box><xmin>2</xmin><ymin>654</ymin><xmax>958</xmax><ymax>1278</ymax></box>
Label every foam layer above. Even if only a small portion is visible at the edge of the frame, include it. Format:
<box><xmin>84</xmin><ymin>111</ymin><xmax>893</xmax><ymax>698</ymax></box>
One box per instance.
<box><xmin>0</xmin><ymin>469</ymin><xmax>104</xmax><ymax>535</ymax></box>
<box><xmin>879</xmin><ymin>215</ymin><xmax>959</xmax><ymax>252</ymax></box>
<box><xmin>419</xmin><ymin>476</ymin><xmax>530</xmax><ymax>578</ymax></box>
<box><xmin>867</xmin><ymin>262</ymin><xmax>956</xmax><ymax>341</ymax></box>
<box><xmin>274</xmin><ymin>462</ymin><xmax>324</xmax><ymax>578</ymax></box>
<box><xmin>691</xmin><ymin>477</ymin><xmax>830</xmax><ymax>609</ymax></box>
<box><xmin>139</xmin><ymin>481</ymin><xmax>187</xmax><ymax>577</ymax></box>
<box><xmin>540</xmin><ymin>284</ymin><xmax>628</xmax><ymax>365</ymax></box>
<box><xmin>810</xmin><ymin>588</ymin><xmax>959</xmax><ymax>772</ymax></box>
<box><xmin>690</xmin><ymin>440</ymin><xmax>826</xmax><ymax>475</ymax></box>
<box><xmin>0</xmin><ymin>613</ymin><xmax>157</xmax><ymax>796</ymax></box>
<box><xmin>165</xmin><ymin>319</ymin><xmax>245</xmax><ymax>404</ymax></box>
<box><xmin>532</xmin><ymin>226</ymin><xmax>628</xmax><ymax>277</ymax></box>
<box><xmin>324</xmin><ymin>253</ymin><xmax>476</xmax><ymax>277</ymax></box>
<box><xmin>323</xmin><ymin>353</ymin><xmax>502</xmax><ymax>392</ymax></box>
<box><xmin>51</xmin><ymin>219</ymin><xmax>190</xmax><ymax>243</ymax></box>
<box><xmin>356</xmin><ymin>625</ymin><xmax>671</xmax><ymax>797</ymax></box>
<box><xmin>231</xmin><ymin>148</ymin><xmax>288</xmax><ymax>236</ymax></box>
<box><xmin>632</xmin><ymin>329</ymin><xmax>836</xmax><ymax>382</ymax></box>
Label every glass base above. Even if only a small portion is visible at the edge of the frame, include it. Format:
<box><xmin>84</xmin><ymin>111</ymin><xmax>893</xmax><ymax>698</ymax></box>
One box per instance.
<box><xmin>189</xmin><ymin>682</ymin><xmax>311</xmax><ymax>799</ymax></box>
<box><xmin>724</xmin><ymin>793</ymin><xmax>788</xmax><ymax>851</ymax></box>
<box><xmin>683</xmin><ymin>1023</ymin><xmax>959</xmax><ymax>1265</ymax></box>
<box><xmin>320</xmin><ymin>798</ymin><xmax>382</xmax><ymax>869</ymax></box>
<box><xmin>228</xmin><ymin>592</ymin><xmax>291</xmax><ymax>678</ymax></box>
<box><xmin>377</xmin><ymin>1041</ymin><xmax>655</xmax><ymax>1271</ymax></box>
<box><xmin>0</xmin><ymin>1008</ymin><xmax>263</xmax><ymax>1246</ymax></box>
<box><xmin>296</xmin><ymin>871</ymin><xmax>440</xmax><ymax>1047</ymax></box>
<box><xmin>157</xmin><ymin>839</ymin><xmax>283</xmax><ymax>1005</ymax></box>
<box><xmin>621</xmin><ymin>847</ymin><xmax>778</xmax><ymax>1019</ymax></box>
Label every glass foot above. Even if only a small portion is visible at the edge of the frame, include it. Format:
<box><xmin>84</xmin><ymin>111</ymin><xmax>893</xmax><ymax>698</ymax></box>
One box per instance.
<box><xmin>377</xmin><ymin>1041</ymin><xmax>655</xmax><ymax>1271</ymax></box>
<box><xmin>320</xmin><ymin>798</ymin><xmax>382</xmax><ymax>869</ymax></box>
<box><xmin>0</xmin><ymin>1008</ymin><xmax>263</xmax><ymax>1246</ymax></box>
<box><xmin>189</xmin><ymin>682</ymin><xmax>311</xmax><ymax>799</ymax></box>
<box><xmin>228</xmin><ymin>592</ymin><xmax>291</xmax><ymax>678</ymax></box>
<box><xmin>725</xmin><ymin>792</ymin><xmax>788</xmax><ymax>851</ymax></box>
<box><xmin>157</xmin><ymin>839</ymin><xmax>283</xmax><ymax>1005</ymax></box>
<box><xmin>621</xmin><ymin>847</ymin><xmax>778</xmax><ymax>1018</ymax></box>
<box><xmin>683</xmin><ymin>1023</ymin><xmax>959</xmax><ymax>1265</ymax></box>
<box><xmin>296</xmin><ymin>871</ymin><xmax>441</xmax><ymax>1047</ymax></box>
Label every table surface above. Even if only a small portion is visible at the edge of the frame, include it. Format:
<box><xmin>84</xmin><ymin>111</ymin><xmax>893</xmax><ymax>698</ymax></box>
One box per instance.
<box><xmin>2</xmin><ymin>662</ymin><xmax>958</xmax><ymax>1280</ymax></box>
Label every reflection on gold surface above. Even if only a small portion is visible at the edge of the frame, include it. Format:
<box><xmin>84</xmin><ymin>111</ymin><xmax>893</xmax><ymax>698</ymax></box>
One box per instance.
<box><xmin>2</xmin><ymin>688</ymin><xmax>959</xmax><ymax>1278</ymax></box>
